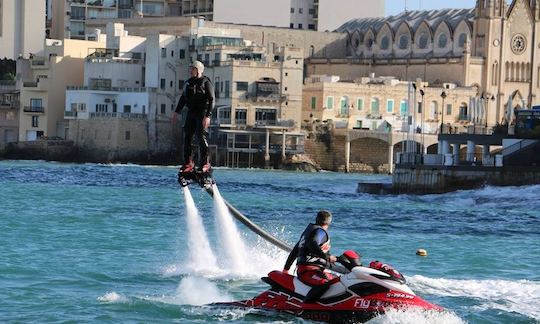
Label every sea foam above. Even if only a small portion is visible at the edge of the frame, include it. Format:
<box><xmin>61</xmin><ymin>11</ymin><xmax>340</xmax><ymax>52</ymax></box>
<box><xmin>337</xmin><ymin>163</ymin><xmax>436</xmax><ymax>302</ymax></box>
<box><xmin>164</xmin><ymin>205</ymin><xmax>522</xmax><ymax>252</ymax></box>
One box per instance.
<box><xmin>410</xmin><ymin>275</ymin><xmax>540</xmax><ymax>320</ymax></box>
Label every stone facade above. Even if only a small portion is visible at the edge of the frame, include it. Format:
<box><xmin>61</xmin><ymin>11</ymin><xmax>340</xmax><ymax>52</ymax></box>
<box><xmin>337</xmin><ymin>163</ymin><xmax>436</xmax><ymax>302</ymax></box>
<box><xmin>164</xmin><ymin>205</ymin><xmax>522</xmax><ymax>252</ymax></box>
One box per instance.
<box><xmin>0</xmin><ymin>82</ymin><xmax>19</xmax><ymax>150</ymax></box>
<box><xmin>308</xmin><ymin>0</ymin><xmax>540</xmax><ymax>129</ymax></box>
<box><xmin>303</xmin><ymin>75</ymin><xmax>478</xmax><ymax>134</ymax></box>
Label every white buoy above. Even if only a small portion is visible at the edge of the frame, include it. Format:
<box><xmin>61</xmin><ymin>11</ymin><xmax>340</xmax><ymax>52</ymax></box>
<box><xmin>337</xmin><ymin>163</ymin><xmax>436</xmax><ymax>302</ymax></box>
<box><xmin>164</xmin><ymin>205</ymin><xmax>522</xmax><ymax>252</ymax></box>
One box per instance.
<box><xmin>416</xmin><ymin>249</ymin><xmax>428</xmax><ymax>256</ymax></box>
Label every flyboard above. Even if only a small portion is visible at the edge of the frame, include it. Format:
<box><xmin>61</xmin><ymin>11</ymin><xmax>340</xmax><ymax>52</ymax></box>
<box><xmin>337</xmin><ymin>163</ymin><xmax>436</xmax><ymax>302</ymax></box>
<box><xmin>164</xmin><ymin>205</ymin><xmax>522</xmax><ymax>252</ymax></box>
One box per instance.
<box><xmin>178</xmin><ymin>167</ymin><xmax>293</xmax><ymax>253</ymax></box>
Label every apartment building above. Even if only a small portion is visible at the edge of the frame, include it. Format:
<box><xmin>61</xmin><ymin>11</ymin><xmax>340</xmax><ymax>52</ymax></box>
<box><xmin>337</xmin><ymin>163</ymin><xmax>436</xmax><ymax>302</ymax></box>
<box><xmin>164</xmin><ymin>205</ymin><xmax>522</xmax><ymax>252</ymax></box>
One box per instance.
<box><xmin>50</xmin><ymin>0</ymin><xmax>183</xmax><ymax>40</ymax></box>
<box><xmin>192</xmin><ymin>27</ymin><xmax>305</xmax><ymax>166</ymax></box>
<box><xmin>0</xmin><ymin>0</ymin><xmax>46</xmax><ymax>59</ymax></box>
<box><xmin>17</xmin><ymin>38</ymin><xmax>105</xmax><ymax>141</ymax></box>
<box><xmin>303</xmin><ymin>75</ymin><xmax>477</xmax><ymax>134</ymax></box>
<box><xmin>0</xmin><ymin>81</ymin><xmax>19</xmax><ymax>148</ymax></box>
<box><xmin>64</xmin><ymin>22</ymin><xmax>305</xmax><ymax>165</ymax></box>
<box><xmin>180</xmin><ymin>0</ymin><xmax>384</xmax><ymax>31</ymax></box>
<box><xmin>64</xmin><ymin>23</ymin><xmax>183</xmax><ymax>160</ymax></box>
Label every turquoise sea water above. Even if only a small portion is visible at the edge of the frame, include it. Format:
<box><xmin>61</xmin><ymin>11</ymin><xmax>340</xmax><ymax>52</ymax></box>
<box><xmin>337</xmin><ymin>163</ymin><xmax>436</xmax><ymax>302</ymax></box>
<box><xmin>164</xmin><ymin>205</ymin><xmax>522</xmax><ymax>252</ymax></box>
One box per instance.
<box><xmin>1</xmin><ymin>160</ymin><xmax>539</xmax><ymax>323</ymax></box>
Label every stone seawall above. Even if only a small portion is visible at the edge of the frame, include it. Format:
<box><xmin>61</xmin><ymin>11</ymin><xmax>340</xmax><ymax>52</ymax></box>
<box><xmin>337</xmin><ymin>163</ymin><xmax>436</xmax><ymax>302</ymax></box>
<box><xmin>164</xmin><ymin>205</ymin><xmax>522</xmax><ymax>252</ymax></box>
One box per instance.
<box><xmin>393</xmin><ymin>165</ymin><xmax>540</xmax><ymax>194</ymax></box>
<box><xmin>304</xmin><ymin>131</ymin><xmax>390</xmax><ymax>173</ymax></box>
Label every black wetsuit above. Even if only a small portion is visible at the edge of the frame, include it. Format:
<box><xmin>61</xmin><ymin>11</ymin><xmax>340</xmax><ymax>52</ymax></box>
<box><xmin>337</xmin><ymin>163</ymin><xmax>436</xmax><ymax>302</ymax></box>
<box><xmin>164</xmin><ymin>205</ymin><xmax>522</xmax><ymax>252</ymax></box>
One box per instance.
<box><xmin>284</xmin><ymin>224</ymin><xmax>331</xmax><ymax>273</ymax></box>
<box><xmin>175</xmin><ymin>76</ymin><xmax>215</xmax><ymax>166</ymax></box>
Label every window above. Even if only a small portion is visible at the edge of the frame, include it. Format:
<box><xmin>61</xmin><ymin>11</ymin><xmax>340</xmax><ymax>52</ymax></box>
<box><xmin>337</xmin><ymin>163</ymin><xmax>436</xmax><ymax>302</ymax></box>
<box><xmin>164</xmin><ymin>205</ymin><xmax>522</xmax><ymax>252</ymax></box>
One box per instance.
<box><xmin>96</xmin><ymin>104</ymin><xmax>108</xmax><ymax>112</ymax></box>
<box><xmin>380</xmin><ymin>36</ymin><xmax>390</xmax><ymax>50</ymax></box>
<box><xmin>326</xmin><ymin>96</ymin><xmax>334</xmax><ymax>109</ymax></box>
<box><xmin>161</xmin><ymin>48</ymin><xmax>166</xmax><ymax>58</ymax></box>
<box><xmin>357</xmin><ymin>98</ymin><xmax>364</xmax><ymax>111</ymax></box>
<box><xmin>446</xmin><ymin>104</ymin><xmax>452</xmax><ymax>115</ymax></box>
<box><xmin>290</xmin><ymin>23</ymin><xmax>294</xmax><ymax>28</ymax></box>
<box><xmin>308</xmin><ymin>24</ymin><xmax>315</xmax><ymax>30</ymax></box>
<box><xmin>90</xmin><ymin>78</ymin><xmax>111</xmax><ymax>90</ymax></box>
<box><xmin>371</xmin><ymin>98</ymin><xmax>380</xmax><ymax>115</ymax></box>
<box><xmin>459</xmin><ymin>103</ymin><xmax>468</xmax><ymax>120</ymax></box>
<box><xmin>161</xmin><ymin>104</ymin><xmax>166</xmax><ymax>114</ymax></box>
<box><xmin>179</xmin><ymin>49</ymin><xmax>185</xmax><ymax>59</ymax></box>
<box><xmin>309</xmin><ymin>8</ymin><xmax>315</xmax><ymax>14</ymax></box>
<box><xmin>438</xmin><ymin>34</ymin><xmax>448</xmax><ymax>48</ymax></box>
<box><xmin>124</xmin><ymin>105</ymin><xmax>131</xmax><ymax>113</ymax></box>
<box><xmin>170</xmin><ymin>81</ymin><xmax>173</xmax><ymax>88</ymax></box>
<box><xmin>290</xmin><ymin>7</ymin><xmax>294</xmax><ymax>13</ymax></box>
<box><xmin>417</xmin><ymin>102</ymin><xmax>422</xmax><ymax>114</ymax></box>
<box><xmin>399</xmin><ymin>35</ymin><xmax>409</xmax><ymax>49</ymax></box>
<box><xmin>179</xmin><ymin>80</ymin><xmax>184</xmax><ymax>90</ymax></box>
<box><xmin>125</xmin><ymin>131</ymin><xmax>130</xmax><ymax>140</ymax></box>
<box><xmin>224</xmin><ymin>81</ymin><xmax>230</xmax><ymax>97</ymax></box>
<box><xmin>298</xmin><ymin>24</ymin><xmax>303</xmax><ymax>29</ymax></box>
<box><xmin>299</xmin><ymin>8</ymin><xmax>303</xmax><ymax>14</ymax></box>
<box><xmin>458</xmin><ymin>33</ymin><xmax>467</xmax><ymax>48</ymax></box>
<box><xmin>160</xmin><ymin>78</ymin><xmax>165</xmax><ymax>89</ymax></box>
<box><xmin>400</xmin><ymin>100</ymin><xmax>408</xmax><ymax>116</ymax></box>
<box><xmin>387</xmin><ymin>99</ymin><xmax>394</xmax><ymax>113</ymax></box>
<box><xmin>418</xmin><ymin>34</ymin><xmax>429</xmax><ymax>49</ymax></box>
<box><xmin>32</xmin><ymin>116</ymin><xmax>39</xmax><ymax>127</ymax></box>
<box><xmin>311</xmin><ymin>97</ymin><xmax>317</xmax><ymax>109</ymax></box>
<box><xmin>235</xmin><ymin>109</ymin><xmax>247</xmax><ymax>124</ymax></box>
<box><xmin>170</xmin><ymin>50</ymin><xmax>174</xmax><ymax>57</ymax></box>
<box><xmin>236</xmin><ymin>82</ymin><xmax>248</xmax><ymax>91</ymax></box>
<box><xmin>340</xmin><ymin>97</ymin><xmax>349</xmax><ymax>116</ymax></box>
<box><xmin>430</xmin><ymin>101</ymin><xmax>438</xmax><ymax>119</ymax></box>
<box><xmin>30</xmin><ymin>98</ymin><xmax>43</xmax><ymax>111</ymax></box>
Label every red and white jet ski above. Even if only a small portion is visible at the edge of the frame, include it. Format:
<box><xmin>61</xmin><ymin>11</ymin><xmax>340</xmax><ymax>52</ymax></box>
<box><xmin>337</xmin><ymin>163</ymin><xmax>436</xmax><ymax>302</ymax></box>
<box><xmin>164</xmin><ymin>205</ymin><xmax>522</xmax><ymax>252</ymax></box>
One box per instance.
<box><xmin>212</xmin><ymin>251</ymin><xmax>443</xmax><ymax>323</ymax></box>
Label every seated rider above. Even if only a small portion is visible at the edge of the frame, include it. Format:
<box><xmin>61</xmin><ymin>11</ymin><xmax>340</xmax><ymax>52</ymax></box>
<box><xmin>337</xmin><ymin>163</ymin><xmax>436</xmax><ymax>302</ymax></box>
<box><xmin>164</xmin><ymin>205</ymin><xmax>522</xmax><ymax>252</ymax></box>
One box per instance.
<box><xmin>283</xmin><ymin>210</ymin><xmax>337</xmax><ymax>302</ymax></box>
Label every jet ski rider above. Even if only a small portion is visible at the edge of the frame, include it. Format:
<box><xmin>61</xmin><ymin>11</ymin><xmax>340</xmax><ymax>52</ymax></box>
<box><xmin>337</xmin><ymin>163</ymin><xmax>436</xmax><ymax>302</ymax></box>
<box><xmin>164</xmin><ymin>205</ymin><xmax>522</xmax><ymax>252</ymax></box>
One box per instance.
<box><xmin>283</xmin><ymin>210</ymin><xmax>338</xmax><ymax>298</ymax></box>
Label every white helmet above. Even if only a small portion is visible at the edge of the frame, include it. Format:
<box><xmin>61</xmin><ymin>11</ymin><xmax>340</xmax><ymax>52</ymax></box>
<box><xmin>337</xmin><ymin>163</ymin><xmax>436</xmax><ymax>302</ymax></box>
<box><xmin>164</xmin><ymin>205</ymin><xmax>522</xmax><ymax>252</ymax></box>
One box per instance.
<box><xmin>190</xmin><ymin>60</ymin><xmax>204</xmax><ymax>73</ymax></box>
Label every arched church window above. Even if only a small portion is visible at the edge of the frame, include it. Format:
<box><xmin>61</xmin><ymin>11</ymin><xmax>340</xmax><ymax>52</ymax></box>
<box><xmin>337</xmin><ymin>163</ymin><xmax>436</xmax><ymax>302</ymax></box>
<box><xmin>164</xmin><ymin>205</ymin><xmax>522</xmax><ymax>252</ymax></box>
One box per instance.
<box><xmin>366</xmin><ymin>38</ymin><xmax>374</xmax><ymax>50</ymax></box>
<box><xmin>438</xmin><ymin>34</ymin><xmax>448</xmax><ymax>48</ymax></box>
<box><xmin>458</xmin><ymin>33</ymin><xmax>467</xmax><ymax>48</ymax></box>
<box><xmin>354</xmin><ymin>38</ymin><xmax>360</xmax><ymax>48</ymax></box>
<box><xmin>399</xmin><ymin>35</ymin><xmax>409</xmax><ymax>50</ymax></box>
<box><xmin>418</xmin><ymin>34</ymin><xmax>429</xmax><ymax>49</ymax></box>
<box><xmin>381</xmin><ymin>36</ymin><xmax>390</xmax><ymax>50</ymax></box>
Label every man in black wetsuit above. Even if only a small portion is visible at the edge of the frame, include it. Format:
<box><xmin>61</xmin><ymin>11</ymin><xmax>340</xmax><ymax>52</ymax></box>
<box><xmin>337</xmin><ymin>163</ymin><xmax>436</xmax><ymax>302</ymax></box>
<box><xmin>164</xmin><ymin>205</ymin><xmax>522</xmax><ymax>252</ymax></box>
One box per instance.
<box><xmin>283</xmin><ymin>210</ymin><xmax>338</xmax><ymax>302</ymax></box>
<box><xmin>171</xmin><ymin>60</ymin><xmax>215</xmax><ymax>173</ymax></box>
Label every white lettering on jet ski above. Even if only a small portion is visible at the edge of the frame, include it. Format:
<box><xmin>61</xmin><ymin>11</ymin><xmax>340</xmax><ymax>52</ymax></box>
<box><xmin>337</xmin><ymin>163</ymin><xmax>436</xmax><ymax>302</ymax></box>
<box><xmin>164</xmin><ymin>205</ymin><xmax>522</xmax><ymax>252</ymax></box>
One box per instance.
<box><xmin>354</xmin><ymin>298</ymin><xmax>370</xmax><ymax>309</ymax></box>
<box><xmin>386</xmin><ymin>293</ymin><xmax>414</xmax><ymax>299</ymax></box>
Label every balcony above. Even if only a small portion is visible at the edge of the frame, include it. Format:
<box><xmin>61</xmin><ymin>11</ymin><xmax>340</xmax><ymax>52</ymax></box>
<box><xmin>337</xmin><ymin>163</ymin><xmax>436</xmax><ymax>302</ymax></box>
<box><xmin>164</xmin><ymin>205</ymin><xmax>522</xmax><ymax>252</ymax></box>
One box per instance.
<box><xmin>0</xmin><ymin>101</ymin><xmax>19</xmax><ymax>109</ymax></box>
<box><xmin>64</xmin><ymin>111</ymin><xmax>78</xmax><ymax>118</ymax></box>
<box><xmin>24</xmin><ymin>106</ymin><xmax>45</xmax><ymax>113</ymax></box>
<box><xmin>23</xmin><ymin>81</ymin><xmax>38</xmax><ymax>88</ymax></box>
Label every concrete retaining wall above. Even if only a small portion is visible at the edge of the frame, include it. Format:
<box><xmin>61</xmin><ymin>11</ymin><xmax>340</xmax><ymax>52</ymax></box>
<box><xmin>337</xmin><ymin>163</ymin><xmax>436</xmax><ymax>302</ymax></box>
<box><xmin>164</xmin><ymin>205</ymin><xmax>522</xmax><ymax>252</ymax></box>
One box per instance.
<box><xmin>393</xmin><ymin>165</ymin><xmax>540</xmax><ymax>194</ymax></box>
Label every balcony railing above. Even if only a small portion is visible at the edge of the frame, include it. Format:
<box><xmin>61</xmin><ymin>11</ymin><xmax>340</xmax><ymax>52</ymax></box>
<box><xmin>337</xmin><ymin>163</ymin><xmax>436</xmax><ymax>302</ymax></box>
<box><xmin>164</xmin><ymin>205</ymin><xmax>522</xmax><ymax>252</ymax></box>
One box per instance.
<box><xmin>64</xmin><ymin>111</ymin><xmax>78</xmax><ymax>118</ymax></box>
<box><xmin>24</xmin><ymin>106</ymin><xmax>45</xmax><ymax>113</ymax></box>
<box><xmin>90</xmin><ymin>112</ymin><xmax>147</xmax><ymax>119</ymax></box>
<box><xmin>67</xmin><ymin>86</ymin><xmax>156</xmax><ymax>93</ymax></box>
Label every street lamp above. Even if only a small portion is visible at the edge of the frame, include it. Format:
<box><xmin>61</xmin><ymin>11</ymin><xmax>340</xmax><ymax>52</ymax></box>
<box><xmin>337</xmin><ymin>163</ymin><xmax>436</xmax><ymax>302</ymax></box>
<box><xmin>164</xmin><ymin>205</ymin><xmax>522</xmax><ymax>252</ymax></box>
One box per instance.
<box><xmin>480</xmin><ymin>92</ymin><xmax>496</xmax><ymax>133</ymax></box>
<box><xmin>440</xmin><ymin>91</ymin><xmax>447</xmax><ymax>134</ymax></box>
<box><xmin>419</xmin><ymin>88</ymin><xmax>425</xmax><ymax>154</ymax></box>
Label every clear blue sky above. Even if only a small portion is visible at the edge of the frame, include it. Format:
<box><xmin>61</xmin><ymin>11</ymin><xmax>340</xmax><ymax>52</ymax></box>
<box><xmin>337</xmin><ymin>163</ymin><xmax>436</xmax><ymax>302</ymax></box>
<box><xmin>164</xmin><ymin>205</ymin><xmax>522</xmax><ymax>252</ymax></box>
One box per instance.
<box><xmin>385</xmin><ymin>0</ymin><xmax>477</xmax><ymax>16</ymax></box>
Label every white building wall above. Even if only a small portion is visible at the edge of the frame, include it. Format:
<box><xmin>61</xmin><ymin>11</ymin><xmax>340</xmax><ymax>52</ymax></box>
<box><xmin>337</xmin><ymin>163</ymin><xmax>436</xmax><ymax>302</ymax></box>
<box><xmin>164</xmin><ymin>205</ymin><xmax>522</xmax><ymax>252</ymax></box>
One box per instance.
<box><xmin>84</xmin><ymin>61</ymin><xmax>144</xmax><ymax>88</ymax></box>
<box><xmin>317</xmin><ymin>0</ymin><xmax>384</xmax><ymax>32</ymax></box>
<box><xmin>66</xmin><ymin>91</ymin><xmax>150</xmax><ymax>116</ymax></box>
<box><xmin>290</xmin><ymin>0</ymin><xmax>313</xmax><ymax>29</ymax></box>
<box><xmin>213</xmin><ymin>0</ymin><xmax>290</xmax><ymax>28</ymax></box>
<box><xmin>0</xmin><ymin>0</ymin><xmax>45</xmax><ymax>59</ymax></box>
